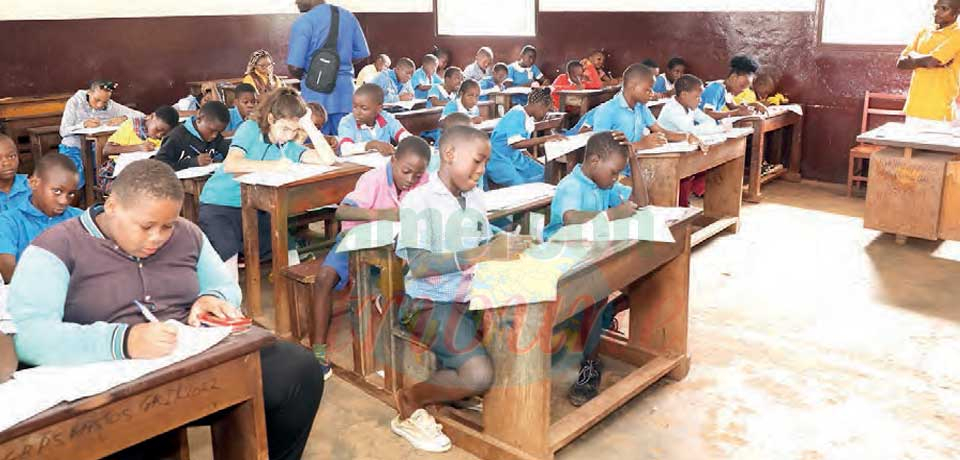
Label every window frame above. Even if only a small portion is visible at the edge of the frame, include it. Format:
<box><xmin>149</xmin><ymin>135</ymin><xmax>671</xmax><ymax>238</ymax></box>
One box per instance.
<box><xmin>434</xmin><ymin>0</ymin><xmax>539</xmax><ymax>38</ymax></box>
<box><xmin>816</xmin><ymin>0</ymin><xmax>916</xmax><ymax>51</ymax></box>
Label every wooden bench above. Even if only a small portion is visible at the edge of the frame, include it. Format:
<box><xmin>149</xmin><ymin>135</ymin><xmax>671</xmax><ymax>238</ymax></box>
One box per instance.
<box><xmin>0</xmin><ymin>93</ymin><xmax>71</xmax><ymax>173</ymax></box>
<box><xmin>847</xmin><ymin>92</ymin><xmax>906</xmax><ymax>197</ymax></box>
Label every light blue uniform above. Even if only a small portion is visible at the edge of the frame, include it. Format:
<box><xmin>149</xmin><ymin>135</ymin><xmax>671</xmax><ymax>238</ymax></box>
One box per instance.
<box><xmin>652</xmin><ymin>74</ymin><xmax>673</xmax><ymax>94</ymax></box>
<box><xmin>0</xmin><ymin>201</ymin><xmax>82</xmax><ymax>261</ymax></box>
<box><xmin>372</xmin><ymin>69</ymin><xmax>415</xmax><ymax>104</ymax></box>
<box><xmin>411</xmin><ymin>68</ymin><xmax>443</xmax><ymax>100</ymax></box>
<box><xmin>565</xmin><ymin>107</ymin><xmax>598</xmax><ymax>136</ymax></box>
<box><xmin>699</xmin><ymin>81</ymin><xmax>729</xmax><ymax>112</ymax></box>
<box><xmin>488</xmin><ymin>105</ymin><xmax>544</xmax><ymax>187</ymax></box>
<box><xmin>592</xmin><ymin>92</ymin><xmax>658</xmax><ymax>176</ymax></box>
<box><xmin>337</xmin><ymin>111</ymin><xmax>408</xmax><ymax>151</ymax></box>
<box><xmin>441</xmin><ymin>98</ymin><xmax>480</xmax><ymax>120</ymax></box>
<box><xmin>0</xmin><ymin>174</ymin><xmax>30</xmax><ymax>213</ymax></box>
<box><xmin>227</xmin><ymin>107</ymin><xmax>245</xmax><ymax>132</ymax></box>
<box><xmin>506</xmin><ymin>62</ymin><xmax>543</xmax><ymax>104</ymax></box>
<box><xmin>543</xmin><ymin>164</ymin><xmax>631</xmax><ymax>241</ymax></box>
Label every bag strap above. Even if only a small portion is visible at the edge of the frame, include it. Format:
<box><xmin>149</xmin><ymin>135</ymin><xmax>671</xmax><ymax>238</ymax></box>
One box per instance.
<box><xmin>322</xmin><ymin>5</ymin><xmax>340</xmax><ymax>51</ymax></box>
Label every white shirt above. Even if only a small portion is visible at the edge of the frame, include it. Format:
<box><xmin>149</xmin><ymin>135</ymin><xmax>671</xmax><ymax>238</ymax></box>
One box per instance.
<box><xmin>657</xmin><ymin>97</ymin><xmax>722</xmax><ymax>136</ymax></box>
<box><xmin>464</xmin><ymin>62</ymin><xmax>492</xmax><ymax>81</ymax></box>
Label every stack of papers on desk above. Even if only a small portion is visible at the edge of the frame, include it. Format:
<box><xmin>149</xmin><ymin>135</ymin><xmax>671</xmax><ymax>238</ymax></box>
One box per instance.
<box><xmin>385</xmin><ymin>99</ymin><xmax>426</xmax><ymax>111</ymax></box>
<box><xmin>111</xmin><ymin>151</ymin><xmax>156</xmax><ymax>177</ymax></box>
<box><xmin>635</xmin><ymin>141</ymin><xmax>700</xmax><ymax>155</ymax></box>
<box><xmin>475</xmin><ymin>118</ymin><xmax>502</xmax><ymax>131</ymax></box>
<box><xmin>483</xmin><ymin>182</ymin><xmax>556</xmax><ymax>212</ymax></box>
<box><xmin>236</xmin><ymin>164</ymin><xmax>338</xmax><ymax>187</ymax></box>
<box><xmin>545</xmin><ymin>132</ymin><xmax>593</xmax><ymax>162</ymax></box>
<box><xmin>549</xmin><ymin>207</ymin><xmax>676</xmax><ymax>244</ymax></box>
<box><xmin>766</xmin><ymin>104</ymin><xmax>803</xmax><ymax>117</ymax></box>
<box><xmin>468</xmin><ymin>242</ymin><xmax>592</xmax><ymax>310</ymax></box>
<box><xmin>343</xmin><ymin>152</ymin><xmax>391</xmax><ymax>169</ymax></box>
<box><xmin>336</xmin><ymin>220</ymin><xmax>402</xmax><ymax>253</ymax></box>
<box><xmin>70</xmin><ymin>125</ymin><xmax>119</xmax><ymax>135</ymax></box>
<box><xmin>175</xmin><ymin>163</ymin><xmax>221</xmax><ymax>179</ymax></box>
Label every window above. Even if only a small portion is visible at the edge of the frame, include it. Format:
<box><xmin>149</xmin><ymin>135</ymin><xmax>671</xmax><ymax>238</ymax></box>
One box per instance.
<box><xmin>540</xmin><ymin>0</ymin><xmax>814</xmax><ymax>12</ymax></box>
<box><xmin>437</xmin><ymin>0</ymin><xmax>536</xmax><ymax>36</ymax></box>
<box><xmin>330</xmin><ymin>0</ymin><xmax>432</xmax><ymax>13</ymax></box>
<box><xmin>819</xmin><ymin>0</ymin><xmax>936</xmax><ymax>46</ymax></box>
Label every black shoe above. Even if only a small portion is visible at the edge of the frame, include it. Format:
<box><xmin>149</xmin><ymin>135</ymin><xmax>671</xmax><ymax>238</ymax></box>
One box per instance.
<box><xmin>569</xmin><ymin>359</ymin><xmax>604</xmax><ymax>407</ymax></box>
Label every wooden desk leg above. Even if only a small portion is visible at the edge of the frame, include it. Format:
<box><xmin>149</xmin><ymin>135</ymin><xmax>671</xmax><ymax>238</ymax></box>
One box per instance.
<box><xmin>242</xmin><ymin>189</ymin><xmax>263</xmax><ymax>323</ymax></box>
<box><xmin>705</xmin><ymin>155</ymin><xmax>745</xmax><ymax>234</ymax></box>
<box><xmin>80</xmin><ymin>138</ymin><xmax>96</xmax><ymax>205</ymax></box>
<box><xmin>786</xmin><ymin>120</ymin><xmax>803</xmax><ymax>182</ymax></box>
<box><xmin>271</xmin><ymin>189</ymin><xmax>292</xmax><ymax>339</ymax></box>
<box><xmin>627</xmin><ymin>224</ymin><xmax>692</xmax><ymax>380</ymax></box>
<box><xmin>480</xmin><ymin>304</ymin><xmax>553</xmax><ymax>460</ymax></box>
<box><xmin>745</xmin><ymin>123</ymin><xmax>765</xmax><ymax>203</ymax></box>
<box><xmin>642</xmin><ymin>159</ymin><xmax>681</xmax><ymax>207</ymax></box>
<box><xmin>210</xmin><ymin>352</ymin><xmax>269</xmax><ymax>460</ymax></box>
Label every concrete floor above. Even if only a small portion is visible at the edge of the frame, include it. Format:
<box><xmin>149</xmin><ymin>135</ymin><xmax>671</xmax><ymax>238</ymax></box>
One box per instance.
<box><xmin>191</xmin><ymin>179</ymin><xmax>960</xmax><ymax>460</ymax></box>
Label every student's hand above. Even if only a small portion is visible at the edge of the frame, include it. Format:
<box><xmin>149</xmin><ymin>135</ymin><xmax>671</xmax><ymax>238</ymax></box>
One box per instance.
<box><xmin>368</xmin><ymin>141</ymin><xmax>396</xmax><ymax>156</ymax></box>
<box><xmin>197</xmin><ymin>153</ymin><xmax>213</xmax><ymax>166</ymax></box>
<box><xmin>272</xmin><ymin>157</ymin><xmax>295</xmax><ymax>172</ymax></box>
<box><xmin>607</xmin><ymin>201</ymin><xmax>639</xmax><ymax>221</ymax></box>
<box><xmin>399</xmin><ymin>93</ymin><xmax>414</xmax><ymax>102</ymax></box>
<box><xmin>486</xmin><ymin>233</ymin><xmax>534</xmax><ymax>262</ymax></box>
<box><xmin>141</xmin><ymin>141</ymin><xmax>156</xmax><ymax>152</ymax></box>
<box><xmin>751</xmin><ymin>102</ymin><xmax>768</xmax><ymax>114</ymax></box>
<box><xmin>83</xmin><ymin>118</ymin><xmax>101</xmax><ymax>128</ymax></box>
<box><xmin>299</xmin><ymin>108</ymin><xmax>316</xmax><ymax>132</ymax></box>
<box><xmin>187</xmin><ymin>295</ymin><xmax>243</xmax><ymax>327</ymax></box>
<box><xmin>471</xmin><ymin>116</ymin><xmax>484</xmax><ymax>124</ymax></box>
<box><xmin>379</xmin><ymin>208</ymin><xmax>400</xmax><ymax>221</ymax></box>
<box><xmin>636</xmin><ymin>133</ymin><xmax>668</xmax><ymax>150</ymax></box>
<box><xmin>545</xmin><ymin>134</ymin><xmax>567</xmax><ymax>142</ymax></box>
<box><xmin>325</xmin><ymin>135</ymin><xmax>339</xmax><ymax>149</ymax></box>
<box><xmin>106</xmin><ymin>116</ymin><xmax>127</xmax><ymax>126</ymax></box>
<box><xmin>610</xmin><ymin>131</ymin><xmax>629</xmax><ymax>145</ymax></box>
<box><xmin>127</xmin><ymin>322</ymin><xmax>179</xmax><ymax>359</ymax></box>
<box><xmin>733</xmin><ymin>106</ymin><xmax>753</xmax><ymax>117</ymax></box>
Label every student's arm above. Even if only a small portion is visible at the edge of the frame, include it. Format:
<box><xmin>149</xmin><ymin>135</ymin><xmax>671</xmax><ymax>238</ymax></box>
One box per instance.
<box><xmin>223</xmin><ymin>148</ymin><xmax>292</xmax><ymax>174</ymax></box>
<box><xmin>103</xmin><ymin>142</ymin><xmax>154</xmax><ymax>155</ymax></box>
<box><xmin>650</xmin><ymin>123</ymin><xmax>694</xmax><ymax>143</ymax></box>
<box><xmin>0</xmin><ymin>254</ymin><xmax>14</xmax><ymax>284</ymax></box>
<box><xmin>625</xmin><ymin>148</ymin><xmax>648</xmax><ymax>206</ymax></box>
<box><xmin>155</xmin><ymin>136</ymin><xmax>200</xmax><ymax>171</ymax></box>
<box><xmin>0</xmin><ymin>216</ymin><xmax>20</xmax><ymax>282</ymax></box>
<box><xmin>510</xmin><ymin>134</ymin><xmax>565</xmax><ymax>150</ymax></box>
<box><xmin>350</xmin><ymin>13</ymin><xmax>371</xmax><ymax>63</ymax></box>
<box><xmin>0</xmin><ymin>334</ymin><xmax>15</xmax><ymax>383</ymax></box>
<box><xmin>403</xmin><ymin>235</ymin><xmax>530</xmax><ymax>278</ymax></box>
<box><xmin>297</xmin><ymin>112</ymin><xmax>338</xmax><ymax>166</ymax></box>
<box><xmin>196</xmin><ymin>235</ymin><xmax>242</xmax><ymax>306</ymax></box>
<box><xmin>59</xmin><ymin>95</ymin><xmax>89</xmax><ymax>136</ymax></box>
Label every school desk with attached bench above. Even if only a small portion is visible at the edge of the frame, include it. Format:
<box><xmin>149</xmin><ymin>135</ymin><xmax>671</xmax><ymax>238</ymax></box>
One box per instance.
<box><xmin>733</xmin><ymin>104</ymin><xmax>804</xmax><ymax>202</ymax></box>
<box><xmin>395</xmin><ymin>101</ymin><xmax>498</xmax><ymax>136</ymax></box>
<box><xmin>555</xmin><ymin>86</ymin><xmax>621</xmax><ymax>118</ymax></box>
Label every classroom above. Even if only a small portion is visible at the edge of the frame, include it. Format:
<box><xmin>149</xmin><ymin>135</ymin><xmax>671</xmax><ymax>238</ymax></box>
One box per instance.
<box><xmin>0</xmin><ymin>0</ymin><xmax>959</xmax><ymax>459</ymax></box>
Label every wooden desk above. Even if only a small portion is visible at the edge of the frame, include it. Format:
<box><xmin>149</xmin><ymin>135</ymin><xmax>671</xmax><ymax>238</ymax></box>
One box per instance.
<box><xmin>395</xmin><ymin>101</ymin><xmax>498</xmax><ymax>136</ymax></box>
<box><xmin>78</xmin><ymin>128</ymin><xmax>118</xmax><ymax>205</ymax></box>
<box><xmin>555</xmin><ymin>87</ymin><xmax>620</xmax><ymax>118</ymax></box>
<box><xmin>632</xmin><ymin>134</ymin><xmax>748</xmax><ymax>247</ymax></box>
<box><xmin>27</xmin><ymin>125</ymin><xmax>62</xmax><ymax>163</ymax></box>
<box><xmin>241</xmin><ymin>164</ymin><xmax>371</xmax><ymax>338</ymax></box>
<box><xmin>0</xmin><ymin>328</ymin><xmax>274</xmax><ymax>460</ymax></box>
<box><xmin>734</xmin><ymin>109</ymin><xmax>804</xmax><ymax>202</ymax></box>
<box><xmin>407</xmin><ymin>209</ymin><xmax>700</xmax><ymax>460</ymax></box>
<box><xmin>857</xmin><ymin>123</ymin><xmax>960</xmax><ymax>243</ymax></box>
<box><xmin>0</xmin><ymin>94</ymin><xmax>71</xmax><ymax>162</ymax></box>
<box><xmin>181</xmin><ymin>175</ymin><xmax>211</xmax><ymax>224</ymax></box>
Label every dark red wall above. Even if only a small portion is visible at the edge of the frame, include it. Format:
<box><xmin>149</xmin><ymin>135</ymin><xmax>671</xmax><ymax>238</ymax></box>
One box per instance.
<box><xmin>0</xmin><ymin>11</ymin><xmax>912</xmax><ymax>183</ymax></box>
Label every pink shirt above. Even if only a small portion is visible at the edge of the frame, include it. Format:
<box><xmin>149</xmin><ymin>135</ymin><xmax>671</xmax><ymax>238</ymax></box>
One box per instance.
<box><xmin>340</xmin><ymin>161</ymin><xmax>429</xmax><ymax>232</ymax></box>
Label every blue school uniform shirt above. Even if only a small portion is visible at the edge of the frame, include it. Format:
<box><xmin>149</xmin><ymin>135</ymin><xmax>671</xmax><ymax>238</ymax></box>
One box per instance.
<box><xmin>479</xmin><ymin>76</ymin><xmax>502</xmax><ymax>102</ymax></box>
<box><xmin>337</xmin><ymin>111</ymin><xmax>407</xmax><ymax>145</ymax></box>
<box><xmin>441</xmin><ymin>98</ymin><xmax>480</xmax><ymax>120</ymax></box>
<box><xmin>652</xmin><ymin>74</ymin><xmax>671</xmax><ymax>94</ymax></box>
<box><xmin>593</xmin><ymin>92</ymin><xmax>657</xmax><ymax>176</ymax></box>
<box><xmin>372</xmin><ymin>70</ymin><xmax>415</xmax><ymax>104</ymax></box>
<box><xmin>0</xmin><ymin>200</ymin><xmax>82</xmax><ymax>261</ymax></box>
<box><xmin>227</xmin><ymin>107</ymin><xmax>245</xmax><ymax>132</ymax></box>
<box><xmin>287</xmin><ymin>3</ymin><xmax>370</xmax><ymax>115</ymax></box>
<box><xmin>507</xmin><ymin>62</ymin><xmax>543</xmax><ymax>104</ymax></box>
<box><xmin>426</xmin><ymin>85</ymin><xmax>455</xmax><ymax>109</ymax></box>
<box><xmin>411</xmin><ymin>68</ymin><xmax>443</xmax><ymax>100</ymax></box>
<box><xmin>565</xmin><ymin>107</ymin><xmax>598</xmax><ymax>136</ymax></box>
<box><xmin>0</xmin><ymin>174</ymin><xmax>31</xmax><ymax>213</ymax></box>
<box><xmin>543</xmin><ymin>164</ymin><xmax>632</xmax><ymax>241</ymax></box>
<box><xmin>199</xmin><ymin>120</ymin><xmax>307</xmax><ymax>208</ymax></box>
<box><xmin>488</xmin><ymin>105</ymin><xmax>544</xmax><ymax>187</ymax></box>
<box><xmin>700</xmin><ymin>81</ymin><xmax>729</xmax><ymax>112</ymax></box>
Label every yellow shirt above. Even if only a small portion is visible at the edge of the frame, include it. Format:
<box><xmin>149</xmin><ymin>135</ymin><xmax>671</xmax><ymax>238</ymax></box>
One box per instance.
<box><xmin>903</xmin><ymin>22</ymin><xmax>960</xmax><ymax>121</ymax></box>
<box><xmin>242</xmin><ymin>74</ymin><xmax>284</xmax><ymax>95</ymax></box>
<box><xmin>355</xmin><ymin>64</ymin><xmax>380</xmax><ymax>87</ymax></box>
<box><xmin>107</xmin><ymin>119</ymin><xmax>161</xmax><ymax>147</ymax></box>
<box><xmin>733</xmin><ymin>88</ymin><xmax>758</xmax><ymax>105</ymax></box>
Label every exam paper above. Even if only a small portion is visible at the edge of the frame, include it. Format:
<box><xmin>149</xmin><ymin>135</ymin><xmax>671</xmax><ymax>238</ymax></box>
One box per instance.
<box><xmin>175</xmin><ymin>163</ymin><xmax>221</xmax><ymax>179</ymax></box>
<box><xmin>502</xmin><ymin>86</ymin><xmax>533</xmax><ymax>95</ymax></box>
<box><xmin>549</xmin><ymin>208</ymin><xmax>676</xmax><ymax>244</ymax></box>
<box><xmin>468</xmin><ymin>242</ymin><xmax>592</xmax><ymax>310</ymax></box>
<box><xmin>483</xmin><ymin>182</ymin><xmax>556</xmax><ymax>212</ymax></box>
<box><xmin>336</xmin><ymin>220</ymin><xmax>402</xmax><ymax>253</ymax></box>
<box><xmin>343</xmin><ymin>152</ymin><xmax>391</xmax><ymax>169</ymax></box>
<box><xmin>475</xmin><ymin>118</ymin><xmax>502</xmax><ymax>131</ymax></box>
<box><xmin>0</xmin><ymin>321</ymin><xmax>231</xmax><ymax>432</ymax></box>
<box><xmin>111</xmin><ymin>151</ymin><xmax>156</xmax><ymax>177</ymax></box>
<box><xmin>70</xmin><ymin>125</ymin><xmax>119</xmax><ymax>135</ymax></box>
<box><xmin>236</xmin><ymin>164</ymin><xmax>338</xmax><ymax>187</ymax></box>
<box><xmin>635</xmin><ymin>141</ymin><xmax>700</xmax><ymax>155</ymax></box>
<box><xmin>545</xmin><ymin>132</ymin><xmax>593</xmax><ymax>162</ymax></box>
<box><xmin>385</xmin><ymin>99</ymin><xmax>426</xmax><ymax>111</ymax></box>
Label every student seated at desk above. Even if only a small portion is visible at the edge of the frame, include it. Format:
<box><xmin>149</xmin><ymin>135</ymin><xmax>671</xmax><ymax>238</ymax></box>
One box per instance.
<box><xmin>552</xmin><ymin>60</ymin><xmax>595</xmax><ymax>109</ymax></box>
<box><xmin>103</xmin><ymin>105</ymin><xmax>179</xmax><ymax>155</ymax></box>
<box><xmin>507</xmin><ymin>45</ymin><xmax>548</xmax><ymax>104</ymax></box>
<box><xmin>734</xmin><ymin>73</ymin><xmax>786</xmax><ymax>107</ymax></box>
<box><xmin>653</xmin><ymin>57</ymin><xmax>687</xmax><ymax>98</ymax></box>
<box><xmin>393</xmin><ymin>126</ymin><xmax>534</xmax><ymax>452</ymax></box>
<box><xmin>243</xmin><ymin>49</ymin><xmax>286</xmax><ymax>96</ymax></box>
<box><xmin>566</xmin><ymin>106</ymin><xmax>598</xmax><ymax>135</ymax></box>
<box><xmin>427</xmin><ymin>67</ymin><xmax>463</xmax><ymax>109</ymax></box>
<box><xmin>412</xmin><ymin>54</ymin><xmax>444</xmax><ymax>100</ymax></box>
<box><xmin>6</xmin><ymin>160</ymin><xmax>324</xmax><ymax>459</ymax></box>
<box><xmin>0</xmin><ymin>154</ymin><xmax>81</xmax><ymax>283</ymax></box>
<box><xmin>593</xmin><ymin>63</ymin><xmax>698</xmax><ymax>175</ymax></box>
<box><xmin>59</xmin><ymin>80</ymin><xmax>144</xmax><ymax>188</ymax></box>
<box><xmin>356</xmin><ymin>54</ymin><xmax>392</xmax><ymax>88</ymax></box>
<box><xmin>227</xmin><ymin>83</ymin><xmax>258</xmax><ymax>133</ymax></box>
<box><xmin>309</xmin><ymin>136</ymin><xmax>430</xmax><ymax>378</ymax></box>
<box><xmin>305</xmin><ymin>102</ymin><xmax>340</xmax><ymax>150</ymax></box>
<box><xmin>582</xmin><ymin>50</ymin><xmax>620</xmax><ymax>87</ymax></box>
<box><xmin>464</xmin><ymin>46</ymin><xmax>494</xmax><ymax>81</ymax></box>
<box><xmin>0</xmin><ymin>135</ymin><xmax>30</xmax><ymax>213</ymax></box>
<box><xmin>488</xmin><ymin>88</ymin><xmax>563</xmax><ymax>188</ymax></box>
<box><xmin>372</xmin><ymin>57</ymin><xmax>416</xmax><ymax>103</ymax></box>
<box><xmin>479</xmin><ymin>62</ymin><xmax>511</xmax><ymax>101</ymax></box>
<box><xmin>434</xmin><ymin>47</ymin><xmax>451</xmax><ymax>73</ymax></box>
<box><xmin>174</xmin><ymin>82</ymin><xmax>217</xmax><ymax>112</ymax></box>
<box><xmin>0</xmin><ymin>282</ymin><xmax>14</xmax><ymax>383</ymax></box>
<box><xmin>642</xmin><ymin>59</ymin><xmax>661</xmax><ymax>80</ymax></box>
<box><xmin>199</xmin><ymin>88</ymin><xmax>337</xmax><ymax>275</ymax></box>
<box><xmin>156</xmin><ymin>101</ymin><xmax>232</xmax><ymax>171</ymax></box>
<box><xmin>441</xmin><ymin>80</ymin><xmax>483</xmax><ymax>123</ymax></box>
<box><xmin>338</xmin><ymin>84</ymin><xmax>412</xmax><ymax>156</ymax></box>
<box><xmin>700</xmin><ymin>55</ymin><xmax>762</xmax><ymax>120</ymax></box>
<box><xmin>543</xmin><ymin>132</ymin><xmax>648</xmax><ymax>406</ymax></box>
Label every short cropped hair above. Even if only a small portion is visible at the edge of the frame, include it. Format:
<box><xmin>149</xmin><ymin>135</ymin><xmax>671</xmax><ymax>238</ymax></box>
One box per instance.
<box><xmin>396</xmin><ymin>57</ymin><xmax>416</xmax><ymax>70</ymax></box>
<box><xmin>396</xmin><ymin>136</ymin><xmax>432</xmax><ymax>163</ymax></box>
<box><xmin>674</xmin><ymin>74</ymin><xmax>704</xmax><ymax>95</ymax></box>
<box><xmin>520</xmin><ymin>45</ymin><xmax>537</xmax><ymax>56</ymax></box>
<box><xmin>729</xmin><ymin>55</ymin><xmax>760</xmax><ymax>76</ymax></box>
<box><xmin>584</xmin><ymin>131</ymin><xmax>630</xmax><ymax>162</ymax></box>
<box><xmin>442</xmin><ymin>112</ymin><xmax>472</xmax><ymax>129</ymax></box>
<box><xmin>153</xmin><ymin>105</ymin><xmax>180</xmax><ymax>128</ymax></box>
<box><xmin>34</xmin><ymin>153</ymin><xmax>78</xmax><ymax>178</ymax></box>
<box><xmin>492</xmin><ymin>62</ymin><xmax>509</xmax><ymax>73</ymax></box>
<box><xmin>641</xmin><ymin>58</ymin><xmax>659</xmax><ymax>69</ymax></box>
<box><xmin>477</xmin><ymin>46</ymin><xmax>493</xmax><ymax>58</ymax></box>
<box><xmin>459</xmin><ymin>79</ymin><xmax>480</xmax><ymax>94</ymax></box>
<box><xmin>235</xmin><ymin>82</ymin><xmax>257</xmax><ymax>97</ymax></box>
<box><xmin>623</xmin><ymin>63</ymin><xmax>657</xmax><ymax>86</ymax></box>
<box><xmin>200</xmin><ymin>101</ymin><xmax>231</xmax><ymax>125</ymax></box>
<box><xmin>667</xmin><ymin>57</ymin><xmax>687</xmax><ymax>70</ymax></box>
<box><xmin>111</xmin><ymin>159</ymin><xmax>184</xmax><ymax>204</ymax></box>
<box><xmin>566</xmin><ymin>60</ymin><xmax>584</xmax><ymax>74</ymax></box>
<box><xmin>444</xmin><ymin>67</ymin><xmax>463</xmax><ymax>79</ymax></box>
<box><xmin>422</xmin><ymin>54</ymin><xmax>438</xmax><ymax>66</ymax></box>
<box><xmin>439</xmin><ymin>125</ymin><xmax>489</xmax><ymax>156</ymax></box>
<box><xmin>355</xmin><ymin>83</ymin><xmax>385</xmax><ymax>105</ymax></box>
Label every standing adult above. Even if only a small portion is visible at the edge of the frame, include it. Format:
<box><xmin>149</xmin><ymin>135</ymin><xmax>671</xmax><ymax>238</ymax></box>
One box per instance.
<box><xmin>288</xmin><ymin>0</ymin><xmax>370</xmax><ymax>134</ymax></box>
<box><xmin>897</xmin><ymin>0</ymin><xmax>960</xmax><ymax>123</ymax></box>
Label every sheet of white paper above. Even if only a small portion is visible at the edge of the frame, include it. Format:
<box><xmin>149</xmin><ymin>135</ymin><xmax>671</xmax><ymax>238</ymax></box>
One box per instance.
<box><xmin>635</xmin><ymin>141</ymin><xmax>700</xmax><ymax>155</ymax></box>
<box><xmin>343</xmin><ymin>152</ymin><xmax>391</xmax><ymax>169</ymax></box>
<box><xmin>724</xmin><ymin>127</ymin><xmax>755</xmax><ymax>139</ymax></box>
<box><xmin>549</xmin><ymin>208</ymin><xmax>675</xmax><ymax>244</ymax></box>
<box><xmin>112</xmin><ymin>151</ymin><xmax>156</xmax><ymax>177</ymax></box>
<box><xmin>236</xmin><ymin>164</ymin><xmax>338</xmax><ymax>187</ymax></box>
<box><xmin>545</xmin><ymin>132</ymin><xmax>593</xmax><ymax>162</ymax></box>
<box><xmin>336</xmin><ymin>221</ymin><xmax>402</xmax><ymax>253</ymax></box>
<box><xmin>503</xmin><ymin>86</ymin><xmax>533</xmax><ymax>95</ymax></box>
<box><xmin>468</xmin><ymin>242</ymin><xmax>592</xmax><ymax>310</ymax></box>
<box><xmin>0</xmin><ymin>321</ymin><xmax>231</xmax><ymax>432</ymax></box>
<box><xmin>482</xmin><ymin>182</ymin><xmax>557</xmax><ymax>212</ymax></box>
<box><xmin>861</xmin><ymin>122</ymin><xmax>960</xmax><ymax>148</ymax></box>
<box><xmin>69</xmin><ymin>125</ymin><xmax>120</xmax><ymax>135</ymax></box>
<box><xmin>385</xmin><ymin>99</ymin><xmax>426</xmax><ymax>111</ymax></box>
<box><xmin>475</xmin><ymin>118</ymin><xmax>501</xmax><ymax>131</ymax></box>
<box><xmin>175</xmin><ymin>163</ymin><xmax>221</xmax><ymax>179</ymax></box>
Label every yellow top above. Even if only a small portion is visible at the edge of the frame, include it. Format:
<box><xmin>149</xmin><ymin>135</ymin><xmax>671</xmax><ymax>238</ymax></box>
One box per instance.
<box><xmin>903</xmin><ymin>22</ymin><xmax>960</xmax><ymax>121</ymax></box>
<box><xmin>242</xmin><ymin>74</ymin><xmax>284</xmax><ymax>95</ymax></box>
<box><xmin>107</xmin><ymin>119</ymin><xmax>160</xmax><ymax>147</ymax></box>
<box><xmin>733</xmin><ymin>88</ymin><xmax>758</xmax><ymax>105</ymax></box>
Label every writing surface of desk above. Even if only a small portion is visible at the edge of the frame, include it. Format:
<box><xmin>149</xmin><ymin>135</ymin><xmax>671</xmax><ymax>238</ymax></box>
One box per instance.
<box><xmin>0</xmin><ymin>328</ymin><xmax>274</xmax><ymax>460</ymax></box>
<box><xmin>857</xmin><ymin>123</ymin><xmax>960</xmax><ymax>243</ymax></box>
<box><xmin>0</xmin><ymin>94</ymin><xmax>71</xmax><ymax>172</ymax></box>
<box><xmin>395</xmin><ymin>101</ymin><xmax>498</xmax><ymax>136</ymax></box>
<box><xmin>733</xmin><ymin>107</ymin><xmax>803</xmax><ymax>202</ymax></box>
<box><xmin>411</xmin><ymin>209</ymin><xmax>699</xmax><ymax>460</ymax></box>
<box><xmin>555</xmin><ymin>86</ymin><xmax>621</xmax><ymax>118</ymax></box>
<box><xmin>631</xmin><ymin>134</ymin><xmax>748</xmax><ymax>247</ymax></box>
<box><xmin>241</xmin><ymin>164</ymin><xmax>371</xmax><ymax>339</ymax></box>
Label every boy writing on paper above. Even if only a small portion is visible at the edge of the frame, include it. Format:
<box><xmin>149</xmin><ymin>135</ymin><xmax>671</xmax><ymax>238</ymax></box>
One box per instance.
<box><xmin>103</xmin><ymin>105</ymin><xmax>179</xmax><ymax>155</ymax></box>
<box><xmin>552</xmin><ymin>60</ymin><xmax>597</xmax><ymax>109</ymax></box>
<box><xmin>338</xmin><ymin>84</ymin><xmax>412</xmax><ymax>156</ymax></box>
<box><xmin>0</xmin><ymin>154</ymin><xmax>81</xmax><ymax>282</ymax></box>
<box><xmin>0</xmin><ymin>135</ymin><xmax>30</xmax><ymax>213</ymax></box>
<box><xmin>543</xmin><ymin>131</ymin><xmax>648</xmax><ymax>406</ymax></box>
<box><xmin>479</xmin><ymin>63</ymin><xmax>512</xmax><ymax>101</ymax></box>
<box><xmin>356</xmin><ymin>54</ymin><xmax>392</xmax><ymax>87</ymax></box>
<box><xmin>308</xmin><ymin>136</ymin><xmax>430</xmax><ymax>379</ymax></box>
<box><xmin>412</xmin><ymin>54</ymin><xmax>444</xmax><ymax>100</ymax></box>
<box><xmin>392</xmin><ymin>126</ymin><xmax>533</xmax><ymax>452</ymax></box>
<box><xmin>373</xmin><ymin>57</ymin><xmax>416</xmax><ymax>103</ymax></box>
<box><xmin>488</xmin><ymin>88</ymin><xmax>564</xmax><ymax>188</ymax></box>
<box><xmin>156</xmin><ymin>101</ymin><xmax>232</xmax><ymax>171</ymax></box>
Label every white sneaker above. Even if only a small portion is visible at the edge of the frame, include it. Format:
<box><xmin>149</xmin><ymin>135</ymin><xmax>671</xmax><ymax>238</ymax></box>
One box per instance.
<box><xmin>390</xmin><ymin>409</ymin><xmax>452</xmax><ymax>453</ymax></box>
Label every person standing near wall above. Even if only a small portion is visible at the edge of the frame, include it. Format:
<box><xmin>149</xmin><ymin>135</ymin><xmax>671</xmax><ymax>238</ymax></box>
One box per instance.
<box><xmin>897</xmin><ymin>0</ymin><xmax>960</xmax><ymax>123</ymax></box>
<box><xmin>288</xmin><ymin>0</ymin><xmax>370</xmax><ymax>134</ymax></box>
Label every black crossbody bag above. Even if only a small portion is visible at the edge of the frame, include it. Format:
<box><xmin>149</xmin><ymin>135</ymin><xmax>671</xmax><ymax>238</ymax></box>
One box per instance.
<box><xmin>304</xmin><ymin>6</ymin><xmax>341</xmax><ymax>93</ymax></box>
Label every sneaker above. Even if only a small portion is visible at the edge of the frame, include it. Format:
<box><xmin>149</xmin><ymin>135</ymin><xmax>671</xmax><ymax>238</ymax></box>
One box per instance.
<box><xmin>568</xmin><ymin>359</ymin><xmax>604</xmax><ymax>407</ymax></box>
<box><xmin>391</xmin><ymin>409</ymin><xmax>452</xmax><ymax>453</ymax></box>
<box><xmin>319</xmin><ymin>361</ymin><xmax>333</xmax><ymax>381</ymax></box>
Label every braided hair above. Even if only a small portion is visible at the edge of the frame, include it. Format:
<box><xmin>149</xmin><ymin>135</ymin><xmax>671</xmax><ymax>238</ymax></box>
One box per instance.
<box><xmin>527</xmin><ymin>87</ymin><xmax>553</xmax><ymax>108</ymax></box>
<box><xmin>244</xmin><ymin>49</ymin><xmax>283</xmax><ymax>95</ymax></box>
